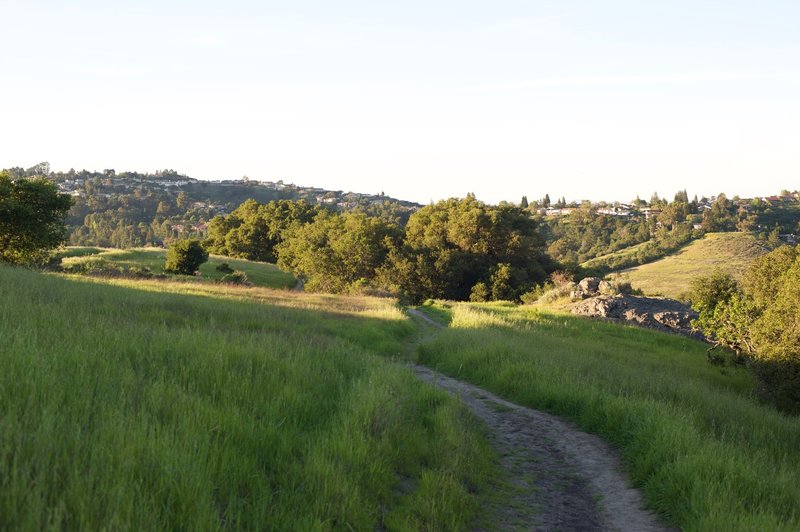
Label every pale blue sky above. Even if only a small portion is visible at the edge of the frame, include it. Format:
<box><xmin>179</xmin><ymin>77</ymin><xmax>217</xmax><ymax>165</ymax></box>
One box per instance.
<box><xmin>1</xmin><ymin>0</ymin><xmax>798</xmax><ymax>204</ymax></box>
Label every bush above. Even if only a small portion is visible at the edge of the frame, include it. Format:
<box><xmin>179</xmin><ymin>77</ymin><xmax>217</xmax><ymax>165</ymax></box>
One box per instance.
<box><xmin>0</xmin><ymin>172</ymin><xmax>73</xmax><ymax>265</ymax></box>
<box><xmin>538</xmin><ymin>282</ymin><xmax>576</xmax><ymax>304</ymax></box>
<box><xmin>690</xmin><ymin>250</ymin><xmax>800</xmax><ymax>412</ymax></box>
<box><xmin>469</xmin><ymin>282</ymin><xmax>490</xmax><ymax>302</ymax></box>
<box><xmin>215</xmin><ymin>262</ymin><xmax>234</xmax><ymax>274</ymax></box>
<box><xmin>220</xmin><ymin>271</ymin><xmax>250</xmax><ymax>286</ymax></box>
<box><xmin>519</xmin><ymin>282</ymin><xmax>553</xmax><ymax>304</ymax></box>
<box><xmin>165</xmin><ymin>239</ymin><xmax>208</xmax><ymax>275</ymax></box>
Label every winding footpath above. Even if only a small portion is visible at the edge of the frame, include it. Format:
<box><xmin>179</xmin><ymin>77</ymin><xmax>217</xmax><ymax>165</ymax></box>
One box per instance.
<box><xmin>407</xmin><ymin>309</ymin><xmax>669</xmax><ymax>532</ymax></box>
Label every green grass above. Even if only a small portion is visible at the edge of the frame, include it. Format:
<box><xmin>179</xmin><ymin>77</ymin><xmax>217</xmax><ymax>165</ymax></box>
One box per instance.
<box><xmin>417</xmin><ymin>302</ymin><xmax>800</xmax><ymax>531</ymax></box>
<box><xmin>54</xmin><ymin>246</ymin><xmax>105</xmax><ymax>259</ymax></box>
<box><xmin>60</xmin><ymin>247</ymin><xmax>297</xmax><ymax>289</ymax></box>
<box><xmin>609</xmin><ymin>232</ymin><xmax>770</xmax><ymax>299</ymax></box>
<box><xmin>0</xmin><ymin>265</ymin><xmax>496</xmax><ymax>530</ymax></box>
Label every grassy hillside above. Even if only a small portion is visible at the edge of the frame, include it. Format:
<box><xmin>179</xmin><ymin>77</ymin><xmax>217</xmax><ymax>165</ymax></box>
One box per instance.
<box><xmin>0</xmin><ymin>266</ymin><xmax>495</xmax><ymax>530</ymax></box>
<box><xmin>609</xmin><ymin>232</ymin><xmax>770</xmax><ymax>299</ymax></box>
<box><xmin>59</xmin><ymin>247</ymin><xmax>297</xmax><ymax>289</ymax></box>
<box><xmin>580</xmin><ymin>240</ymin><xmax>651</xmax><ymax>270</ymax></box>
<box><xmin>416</xmin><ymin>302</ymin><xmax>800</xmax><ymax>531</ymax></box>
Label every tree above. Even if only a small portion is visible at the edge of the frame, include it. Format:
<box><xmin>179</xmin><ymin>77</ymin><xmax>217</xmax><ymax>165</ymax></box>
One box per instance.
<box><xmin>691</xmin><ymin>248</ymin><xmax>800</xmax><ymax>412</ymax></box>
<box><xmin>205</xmin><ymin>199</ymin><xmax>320</xmax><ymax>263</ymax></box>
<box><xmin>276</xmin><ymin>211</ymin><xmax>401</xmax><ymax>293</ymax></box>
<box><xmin>164</xmin><ymin>239</ymin><xmax>208</xmax><ymax>275</ymax></box>
<box><xmin>520</xmin><ymin>196</ymin><xmax>529</xmax><ymax>209</ymax></box>
<box><xmin>381</xmin><ymin>195</ymin><xmax>550</xmax><ymax>302</ymax></box>
<box><xmin>0</xmin><ymin>171</ymin><xmax>73</xmax><ymax>264</ymax></box>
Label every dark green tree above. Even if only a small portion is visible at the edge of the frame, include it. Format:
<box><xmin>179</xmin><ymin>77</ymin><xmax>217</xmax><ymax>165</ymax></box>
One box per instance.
<box><xmin>0</xmin><ymin>171</ymin><xmax>73</xmax><ymax>264</ymax></box>
<box><xmin>165</xmin><ymin>239</ymin><xmax>208</xmax><ymax>275</ymax></box>
<box><xmin>276</xmin><ymin>211</ymin><xmax>401</xmax><ymax>293</ymax></box>
<box><xmin>205</xmin><ymin>199</ymin><xmax>320</xmax><ymax>262</ymax></box>
<box><xmin>381</xmin><ymin>195</ymin><xmax>550</xmax><ymax>302</ymax></box>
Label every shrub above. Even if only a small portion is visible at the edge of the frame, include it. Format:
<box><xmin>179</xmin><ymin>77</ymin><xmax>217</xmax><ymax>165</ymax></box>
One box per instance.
<box><xmin>215</xmin><ymin>262</ymin><xmax>234</xmax><ymax>274</ymax></box>
<box><xmin>220</xmin><ymin>271</ymin><xmax>250</xmax><ymax>286</ymax></box>
<box><xmin>165</xmin><ymin>239</ymin><xmax>208</xmax><ymax>275</ymax></box>
<box><xmin>538</xmin><ymin>282</ymin><xmax>576</xmax><ymax>304</ymax></box>
<box><xmin>469</xmin><ymin>282</ymin><xmax>490</xmax><ymax>302</ymax></box>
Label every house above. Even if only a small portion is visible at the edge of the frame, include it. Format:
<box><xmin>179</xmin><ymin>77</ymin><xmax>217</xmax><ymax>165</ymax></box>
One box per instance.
<box><xmin>640</xmin><ymin>208</ymin><xmax>662</xmax><ymax>219</ymax></box>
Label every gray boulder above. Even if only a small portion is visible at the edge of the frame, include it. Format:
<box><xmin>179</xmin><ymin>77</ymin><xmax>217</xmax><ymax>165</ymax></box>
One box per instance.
<box><xmin>570</xmin><ymin>277</ymin><xmax>613</xmax><ymax>300</ymax></box>
<box><xmin>571</xmin><ymin>294</ymin><xmax>702</xmax><ymax>339</ymax></box>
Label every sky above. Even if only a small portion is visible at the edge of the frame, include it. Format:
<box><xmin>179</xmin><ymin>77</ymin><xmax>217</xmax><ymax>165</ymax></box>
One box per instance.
<box><xmin>1</xmin><ymin>0</ymin><xmax>798</xmax><ymax>205</ymax></box>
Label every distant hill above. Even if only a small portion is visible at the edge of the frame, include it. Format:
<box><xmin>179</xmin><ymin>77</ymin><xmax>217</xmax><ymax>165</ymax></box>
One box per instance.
<box><xmin>609</xmin><ymin>232</ymin><xmax>771</xmax><ymax>300</ymax></box>
<box><xmin>2</xmin><ymin>166</ymin><xmax>421</xmax><ymax>248</ymax></box>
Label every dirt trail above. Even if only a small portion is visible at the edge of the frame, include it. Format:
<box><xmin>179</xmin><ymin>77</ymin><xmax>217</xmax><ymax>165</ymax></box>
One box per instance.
<box><xmin>407</xmin><ymin>308</ymin><xmax>668</xmax><ymax>531</ymax></box>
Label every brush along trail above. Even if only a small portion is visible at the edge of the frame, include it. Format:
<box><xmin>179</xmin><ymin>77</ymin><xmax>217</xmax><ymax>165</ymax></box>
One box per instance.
<box><xmin>407</xmin><ymin>308</ymin><xmax>668</xmax><ymax>531</ymax></box>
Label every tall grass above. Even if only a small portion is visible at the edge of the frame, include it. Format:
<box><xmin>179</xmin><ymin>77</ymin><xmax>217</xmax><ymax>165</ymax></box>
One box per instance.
<box><xmin>418</xmin><ymin>302</ymin><xmax>800</xmax><ymax>531</ymax></box>
<box><xmin>0</xmin><ymin>266</ymin><xmax>494</xmax><ymax>529</ymax></box>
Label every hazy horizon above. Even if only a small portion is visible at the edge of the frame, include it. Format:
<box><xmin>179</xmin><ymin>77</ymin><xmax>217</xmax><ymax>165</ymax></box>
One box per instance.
<box><xmin>2</xmin><ymin>0</ymin><xmax>798</xmax><ymax>205</ymax></box>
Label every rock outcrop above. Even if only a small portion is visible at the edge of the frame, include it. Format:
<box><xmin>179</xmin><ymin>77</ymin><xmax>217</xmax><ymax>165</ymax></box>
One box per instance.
<box><xmin>570</xmin><ymin>277</ymin><xmax>613</xmax><ymax>300</ymax></box>
<box><xmin>571</xmin><ymin>294</ymin><xmax>702</xmax><ymax>339</ymax></box>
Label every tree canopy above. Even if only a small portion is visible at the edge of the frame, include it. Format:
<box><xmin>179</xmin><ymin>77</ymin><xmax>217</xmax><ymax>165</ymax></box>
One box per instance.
<box><xmin>164</xmin><ymin>239</ymin><xmax>209</xmax><ymax>275</ymax></box>
<box><xmin>0</xmin><ymin>171</ymin><xmax>72</xmax><ymax>264</ymax></box>
<box><xmin>205</xmin><ymin>199</ymin><xmax>320</xmax><ymax>263</ymax></box>
<box><xmin>380</xmin><ymin>195</ymin><xmax>551</xmax><ymax>302</ymax></box>
<box><xmin>276</xmin><ymin>211</ymin><xmax>401</xmax><ymax>293</ymax></box>
<box><xmin>691</xmin><ymin>245</ymin><xmax>800</xmax><ymax>412</ymax></box>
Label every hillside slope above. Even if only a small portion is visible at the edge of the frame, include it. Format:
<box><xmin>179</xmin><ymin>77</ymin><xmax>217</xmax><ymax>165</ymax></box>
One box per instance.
<box><xmin>59</xmin><ymin>247</ymin><xmax>297</xmax><ymax>289</ymax></box>
<box><xmin>0</xmin><ymin>266</ymin><xmax>494</xmax><ymax>529</ymax></box>
<box><xmin>610</xmin><ymin>232</ymin><xmax>770</xmax><ymax>299</ymax></box>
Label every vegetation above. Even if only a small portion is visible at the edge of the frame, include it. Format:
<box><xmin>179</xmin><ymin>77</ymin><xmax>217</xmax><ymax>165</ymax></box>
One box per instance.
<box><xmin>206</xmin><ymin>195</ymin><xmax>553</xmax><ymax>302</ymax></box>
<box><xmin>609</xmin><ymin>232</ymin><xmax>771</xmax><ymax>299</ymax></box>
<box><xmin>59</xmin><ymin>248</ymin><xmax>296</xmax><ymax>289</ymax></box>
<box><xmin>164</xmin><ymin>239</ymin><xmax>209</xmax><ymax>275</ymax></box>
<box><xmin>204</xmin><ymin>199</ymin><xmax>320</xmax><ymax>263</ymax></box>
<box><xmin>690</xmin><ymin>246</ymin><xmax>800</xmax><ymax>412</ymax></box>
<box><xmin>2</xmin><ymin>164</ymin><xmax>419</xmax><ymax>248</ymax></box>
<box><xmin>277</xmin><ymin>210</ymin><xmax>402</xmax><ymax>294</ymax></box>
<box><xmin>416</xmin><ymin>302</ymin><xmax>800</xmax><ymax>531</ymax></box>
<box><xmin>382</xmin><ymin>195</ymin><xmax>552</xmax><ymax>303</ymax></box>
<box><xmin>0</xmin><ymin>265</ymin><xmax>497</xmax><ymax>529</ymax></box>
<box><xmin>581</xmin><ymin>223</ymin><xmax>700</xmax><ymax>273</ymax></box>
<box><xmin>0</xmin><ymin>171</ymin><xmax>72</xmax><ymax>264</ymax></box>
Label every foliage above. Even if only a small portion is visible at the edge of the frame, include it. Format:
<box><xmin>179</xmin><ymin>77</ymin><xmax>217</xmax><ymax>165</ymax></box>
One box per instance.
<box><xmin>691</xmin><ymin>246</ymin><xmax>800</xmax><ymax>411</ymax></box>
<box><xmin>382</xmin><ymin>195</ymin><xmax>551</xmax><ymax>303</ymax></box>
<box><xmin>215</xmin><ymin>261</ymin><xmax>234</xmax><ymax>274</ymax></box>
<box><xmin>204</xmin><ymin>199</ymin><xmax>320</xmax><ymax>262</ymax></box>
<box><xmin>276</xmin><ymin>211</ymin><xmax>402</xmax><ymax>293</ymax></box>
<box><xmin>0</xmin><ymin>171</ymin><xmax>72</xmax><ymax>264</ymax></box>
<box><xmin>164</xmin><ymin>239</ymin><xmax>208</xmax><ymax>275</ymax></box>
<box><xmin>542</xmin><ymin>204</ymin><xmax>652</xmax><ymax>266</ymax></box>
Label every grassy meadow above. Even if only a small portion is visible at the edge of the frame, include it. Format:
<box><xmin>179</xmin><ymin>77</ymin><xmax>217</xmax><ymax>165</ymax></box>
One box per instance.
<box><xmin>0</xmin><ymin>265</ymin><xmax>496</xmax><ymax>530</ymax></box>
<box><xmin>415</xmin><ymin>302</ymin><xmax>800</xmax><ymax>531</ymax></box>
<box><xmin>58</xmin><ymin>247</ymin><xmax>297</xmax><ymax>289</ymax></box>
<box><xmin>609</xmin><ymin>232</ymin><xmax>769</xmax><ymax>299</ymax></box>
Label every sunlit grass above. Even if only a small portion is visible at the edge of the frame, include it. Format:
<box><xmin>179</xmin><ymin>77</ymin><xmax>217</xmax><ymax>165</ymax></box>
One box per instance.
<box><xmin>60</xmin><ymin>247</ymin><xmax>297</xmax><ymax>289</ymax></box>
<box><xmin>0</xmin><ymin>265</ymin><xmax>495</xmax><ymax>529</ymax></box>
<box><xmin>417</xmin><ymin>302</ymin><xmax>800</xmax><ymax>531</ymax></box>
<box><xmin>609</xmin><ymin>232</ymin><xmax>769</xmax><ymax>299</ymax></box>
